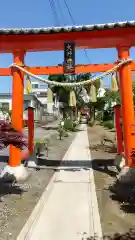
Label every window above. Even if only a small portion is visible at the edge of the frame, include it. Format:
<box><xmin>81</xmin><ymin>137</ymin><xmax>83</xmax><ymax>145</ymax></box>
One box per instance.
<box><xmin>40</xmin><ymin>84</ymin><xmax>47</xmax><ymax>89</ymax></box>
<box><xmin>32</xmin><ymin>84</ymin><xmax>38</xmax><ymax>89</ymax></box>
<box><xmin>1</xmin><ymin>102</ymin><xmax>9</xmax><ymax>111</ymax></box>
<box><xmin>39</xmin><ymin>92</ymin><xmax>47</xmax><ymax>97</ymax></box>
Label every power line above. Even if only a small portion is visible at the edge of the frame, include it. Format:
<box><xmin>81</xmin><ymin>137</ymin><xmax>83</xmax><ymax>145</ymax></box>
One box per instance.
<box><xmin>56</xmin><ymin>0</ymin><xmax>66</xmax><ymax>25</ymax></box>
<box><xmin>63</xmin><ymin>0</ymin><xmax>91</xmax><ymax>65</ymax></box>
<box><xmin>48</xmin><ymin>0</ymin><xmax>60</xmax><ymax>26</ymax></box>
<box><xmin>83</xmin><ymin>49</ymin><xmax>91</xmax><ymax>64</ymax></box>
<box><xmin>48</xmin><ymin>0</ymin><xmax>95</xmax><ymax>77</ymax></box>
<box><xmin>63</xmin><ymin>0</ymin><xmax>75</xmax><ymax>25</ymax></box>
<box><xmin>51</xmin><ymin>0</ymin><xmax>60</xmax><ymax>25</ymax></box>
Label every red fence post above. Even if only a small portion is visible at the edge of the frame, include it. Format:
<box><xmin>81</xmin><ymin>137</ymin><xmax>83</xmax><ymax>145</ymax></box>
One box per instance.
<box><xmin>28</xmin><ymin>107</ymin><xmax>34</xmax><ymax>154</ymax></box>
<box><xmin>113</xmin><ymin>104</ymin><xmax>123</xmax><ymax>154</ymax></box>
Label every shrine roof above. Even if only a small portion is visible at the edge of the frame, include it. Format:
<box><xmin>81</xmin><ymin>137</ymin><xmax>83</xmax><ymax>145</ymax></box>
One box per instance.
<box><xmin>1</xmin><ymin>20</ymin><xmax>135</xmax><ymax>52</ymax></box>
<box><xmin>0</xmin><ymin>20</ymin><xmax>135</xmax><ymax>35</ymax></box>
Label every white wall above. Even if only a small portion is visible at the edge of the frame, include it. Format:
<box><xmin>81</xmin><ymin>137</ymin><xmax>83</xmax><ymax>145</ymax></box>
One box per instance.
<box><xmin>32</xmin><ymin>89</ymin><xmax>47</xmax><ymax>93</ymax></box>
<box><xmin>23</xmin><ymin>99</ymin><xmax>44</xmax><ymax>122</ymax></box>
<box><xmin>0</xmin><ymin>97</ymin><xmax>44</xmax><ymax>122</ymax></box>
<box><xmin>0</xmin><ymin>99</ymin><xmax>12</xmax><ymax>110</ymax></box>
<box><xmin>37</xmin><ymin>97</ymin><xmax>47</xmax><ymax>105</ymax></box>
<box><xmin>47</xmin><ymin>103</ymin><xmax>54</xmax><ymax>114</ymax></box>
<box><xmin>31</xmin><ymin>81</ymin><xmax>47</xmax><ymax>105</ymax></box>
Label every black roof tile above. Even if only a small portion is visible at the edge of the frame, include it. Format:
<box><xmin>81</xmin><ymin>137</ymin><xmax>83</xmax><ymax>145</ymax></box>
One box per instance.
<box><xmin>0</xmin><ymin>20</ymin><xmax>135</xmax><ymax>35</ymax></box>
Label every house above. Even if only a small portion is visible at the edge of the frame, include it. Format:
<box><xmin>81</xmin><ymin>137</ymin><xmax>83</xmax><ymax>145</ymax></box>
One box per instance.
<box><xmin>31</xmin><ymin>81</ymin><xmax>48</xmax><ymax>105</ymax></box>
<box><xmin>0</xmin><ymin>93</ymin><xmax>45</xmax><ymax>122</ymax></box>
<box><xmin>31</xmin><ymin>81</ymin><xmax>59</xmax><ymax>116</ymax></box>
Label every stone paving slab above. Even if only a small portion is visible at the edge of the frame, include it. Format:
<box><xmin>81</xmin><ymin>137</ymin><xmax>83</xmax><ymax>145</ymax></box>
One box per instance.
<box><xmin>0</xmin><ymin>130</ymin><xmax>76</xmax><ymax>240</ymax></box>
<box><xmin>17</xmin><ymin>124</ymin><xmax>102</xmax><ymax>240</ymax></box>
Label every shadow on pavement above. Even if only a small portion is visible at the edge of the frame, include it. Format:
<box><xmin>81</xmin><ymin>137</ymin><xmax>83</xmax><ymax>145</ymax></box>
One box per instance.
<box><xmin>0</xmin><ymin>179</ymin><xmax>25</xmax><ymax>200</ymax></box>
<box><xmin>37</xmin><ymin>158</ymin><xmax>117</xmax><ymax>177</ymax></box>
<box><xmin>109</xmin><ymin>180</ymin><xmax>135</xmax><ymax>214</ymax></box>
<box><xmin>83</xmin><ymin>228</ymin><xmax>135</xmax><ymax>239</ymax></box>
<box><xmin>0</xmin><ymin>155</ymin><xmax>27</xmax><ymax>199</ymax></box>
<box><xmin>0</xmin><ymin>155</ymin><xmax>9</xmax><ymax>163</ymax></box>
<box><xmin>92</xmin><ymin>158</ymin><xmax>117</xmax><ymax>177</ymax></box>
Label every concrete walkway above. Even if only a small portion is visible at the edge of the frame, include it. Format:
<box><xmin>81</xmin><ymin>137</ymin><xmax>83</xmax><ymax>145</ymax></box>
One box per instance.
<box><xmin>17</xmin><ymin>125</ymin><xmax>102</xmax><ymax>240</ymax></box>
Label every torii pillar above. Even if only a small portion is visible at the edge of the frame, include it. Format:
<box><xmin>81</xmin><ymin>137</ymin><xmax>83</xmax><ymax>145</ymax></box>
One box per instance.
<box><xmin>9</xmin><ymin>50</ymin><xmax>25</xmax><ymax>167</ymax></box>
<box><xmin>117</xmin><ymin>47</ymin><xmax>135</xmax><ymax>167</ymax></box>
<box><xmin>0</xmin><ymin>50</ymin><xmax>29</xmax><ymax>181</ymax></box>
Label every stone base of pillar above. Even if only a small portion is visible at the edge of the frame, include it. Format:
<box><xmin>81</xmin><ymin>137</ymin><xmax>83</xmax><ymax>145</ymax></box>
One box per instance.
<box><xmin>26</xmin><ymin>152</ymin><xmax>38</xmax><ymax>168</ymax></box>
<box><xmin>114</xmin><ymin>153</ymin><xmax>135</xmax><ymax>183</ymax></box>
<box><xmin>117</xmin><ymin>166</ymin><xmax>135</xmax><ymax>183</ymax></box>
<box><xmin>27</xmin><ymin>161</ymin><xmax>38</xmax><ymax>168</ymax></box>
<box><xmin>114</xmin><ymin>153</ymin><xmax>125</xmax><ymax>172</ymax></box>
<box><xmin>0</xmin><ymin>164</ymin><xmax>29</xmax><ymax>182</ymax></box>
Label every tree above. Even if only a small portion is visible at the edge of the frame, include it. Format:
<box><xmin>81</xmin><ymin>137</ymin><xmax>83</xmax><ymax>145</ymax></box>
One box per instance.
<box><xmin>102</xmin><ymin>81</ymin><xmax>135</xmax><ymax>113</ymax></box>
<box><xmin>69</xmin><ymin>73</ymin><xmax>92</xmax><ymax>119</ymax></box>
<box><xmin>48</xmin><ymin>74</ymin><xmax>71</xmax><ymax>118</ymax></box>
<box><xmin>48</xmin><ymin>74</ymin><xmax>69</xmax><ymax>101</ymax></box>
<box><xmin>48</xmin><ymin>72</ymin><xmax>101</xmax><ymax>122</ymax></box>
<box><xmin>104</xmin><ymin>88</ymin><xmax>120</xmax><ymax>104</ymax></box>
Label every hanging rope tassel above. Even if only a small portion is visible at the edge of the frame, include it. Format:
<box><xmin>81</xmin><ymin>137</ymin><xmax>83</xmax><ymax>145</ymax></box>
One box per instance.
<box><xmin>69</xmin><ymin>90</ymin><xmax>76</xmax><ymax>107</ymax></box>
<box><xmin>111</xmin><ymin>73</ymin><xmax>119</xmax><ymax>92</ymax></box>
<box><xmin>25</xmin><ymin>75</ymin><xmax>32</xmax><ymax>94</ymax></box>
<box><xmin>47</xmin><ymin>88</ymin><xmax>53</xmax><ymax>103</ymax></box>
<box><xmin>89</xmin><ymin>84</ymin><xmax>97</xmax><ymax>103</ymax></box>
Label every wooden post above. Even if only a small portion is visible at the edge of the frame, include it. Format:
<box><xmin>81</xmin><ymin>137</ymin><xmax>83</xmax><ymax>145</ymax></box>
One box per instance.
<box><xmin>28</xmin><ymin>107</ymin><xmax>34</xmax><ymax>154</ymax></box>
<box><xmin>117</xmin><ymin>47</ymin><xmax>135</xmax><ymax>166</ymax></box>
<box><xmin>9</xmin><ymin>51</ymin><xmax>25</xmax><ymax>167</ymax></box>
<box><xmin>113</xmin><ymin>105</ymin><xmax>123</xmax><ymax>154</ymax></box>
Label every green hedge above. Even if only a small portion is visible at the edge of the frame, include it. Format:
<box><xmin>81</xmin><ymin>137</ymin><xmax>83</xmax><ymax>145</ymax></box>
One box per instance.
<box><xmin>63</xmin><ymin>119</ymin><xmax>77</xmax><ymax>132</ymax></box>
<box><xmin>102</xmin><ymin>120</ymin><xmax>114</xmax><ymax>129</ymax></box>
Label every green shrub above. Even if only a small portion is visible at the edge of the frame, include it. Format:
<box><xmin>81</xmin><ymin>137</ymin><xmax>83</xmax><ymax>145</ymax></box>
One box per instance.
<box><xmin>102</xmin><ymin>120</ymin><xmax>114</xmax><ymax>129</ymax></box>
<box><xmin>103</xmin><ymin>110</ymin><xmax>114</xmax><ymax>121</ymax></box>
<box><xmin>57</xmin><ymin>126</ymin><xmax>65</xmax><ymax>140</ymax></box>
<box><xmin>63</xmin><ymin>131</ymin><xmax>68</xmax><ymax>137</ymax></box>
<box><xmin>88</xmin><ymin>121</ymin><xmax>94</xmax><ymax>127</ymax></box>
<box><xmin>57</xmin><ymin>125</ymin><xmax>69</xmax><ymax>139</ymax></box>
<box><xmin>63</xmin><ymin>119</ymin><xmax>76</xmax><ymax>132</ymax></box>
<box><xmin>95</xmin><ymin>111</ymin><xmax>103</xmax><ymax>122</ymax></box>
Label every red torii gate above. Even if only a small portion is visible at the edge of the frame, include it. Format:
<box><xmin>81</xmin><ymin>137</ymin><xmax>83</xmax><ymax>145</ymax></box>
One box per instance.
<box><xmin>0</xmin><ymin>20</ymin><xmax>135</xmax><ymax>174</ymax></box>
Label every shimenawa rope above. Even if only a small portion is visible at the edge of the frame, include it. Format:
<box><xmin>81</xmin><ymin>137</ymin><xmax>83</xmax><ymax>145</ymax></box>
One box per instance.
<box><xmin>9</xmin><ymin>59</ymin><xmax>132</xmax><ymax>87</ymax></box>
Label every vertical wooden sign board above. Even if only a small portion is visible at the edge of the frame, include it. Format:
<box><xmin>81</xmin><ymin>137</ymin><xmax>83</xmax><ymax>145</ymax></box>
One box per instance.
<box><xmin>64</xmin><ymin>42</ymin><xmax>75</xmax><ymax>74</ymax></box>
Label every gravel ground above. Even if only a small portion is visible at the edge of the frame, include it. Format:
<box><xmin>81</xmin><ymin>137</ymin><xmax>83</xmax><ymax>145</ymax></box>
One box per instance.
<box><xmin>88</xmin><ymin>124</ymin><xmax>135</xmax><ymax>239</ymax></box>
<box><xmin>0</xmin><ymin>131</ymin><xmax>76</xmax><ymax>240</ymax></box>
<box><xmin>0</xmin><ymin>121</ymin><xmax>59</xmax><ymax>173</ymax></box>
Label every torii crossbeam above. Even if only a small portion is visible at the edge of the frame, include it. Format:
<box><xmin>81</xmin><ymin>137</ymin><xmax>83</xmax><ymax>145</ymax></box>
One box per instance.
<box><xmin>1</xmin><ymin>62</ymin><xmax>135</xmax><ymax>75</ymax></box>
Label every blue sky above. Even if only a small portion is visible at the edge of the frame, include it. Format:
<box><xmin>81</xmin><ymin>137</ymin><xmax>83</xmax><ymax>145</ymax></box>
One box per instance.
<box><xmin>0</xmin><ymin>0</ymin><xmax>135</xmax><ymax>92</ymax></box>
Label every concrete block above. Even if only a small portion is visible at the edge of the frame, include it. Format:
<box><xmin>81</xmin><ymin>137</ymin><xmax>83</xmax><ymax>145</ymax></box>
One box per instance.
<box><xmin>0</xmin><ymin>164</ymin><xmax>29</xmax><ymax>182</ymax></box>
<box><xmin>27</xmin><ymin>152</ymin><xmax>38</xmax><ymax>168</ymax></box>
<box><xmin>114</xmin><ymin>153</ymin><xmax>125</xmax><ymax>172</ymax></box>
<box><xmin>117</xmin><ymin>166</ymin><xmax>135</xmax><ymax>184</ymax></box>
